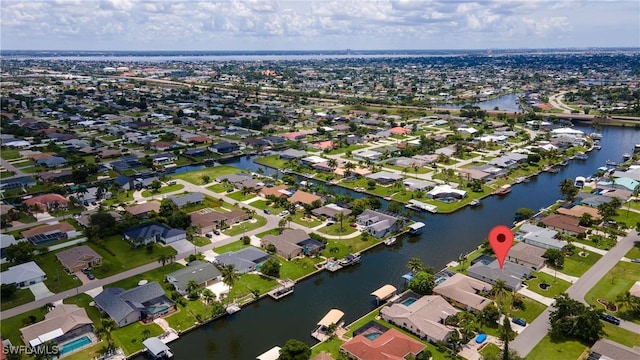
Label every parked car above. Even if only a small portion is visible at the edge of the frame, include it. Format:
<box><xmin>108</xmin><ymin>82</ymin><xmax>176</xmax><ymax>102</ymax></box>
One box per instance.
<box><xmin>511</xmin><ymin>318</ymin><xmax>527</xmax><ymax>326</ymax></box>
<box><xmin>205</xmin><ymin>233</ymin><xmax>212</xmax><ymax>238</ymax></box>
<box><xmin>263</xmin><ymin>209</ymin><xmax>271</xmax><ymax>215</ymax></box>
<box><xmin>213</xmin><ymin>229</ymin><xmax>221</xmax><ymax>236</ymax></box>
<box><xmin>326</xmin><ymin>222</ymin><xmax>335</xmax><ymax>226</ymax></box>
<box><xmin>631</xmin><ymin>258</ymin><xmax>640</xmax><ymax>263</ymax></box>
<box><xmin>86</xmin><ymin>272</ymin><xmax>95</xmax><ymax>280</ymax></box>
<box><xmin>91</xmin><ymin>201</ymin><xmax>97</xmax><ymax>206</ymax></box>
<box><xmin>279</xmin><ymin>210</ymin><xmax>289</xmax><ymax>217</ymax></box>
<box><xmin>601</xmin><ymin>313</ymin><xmax>620</xmax><ymax>325</ymax></box>
<box><xmin>81</xmin><ymin>268</ymin><xmax>90</xmax><ymax>274</ymax></box>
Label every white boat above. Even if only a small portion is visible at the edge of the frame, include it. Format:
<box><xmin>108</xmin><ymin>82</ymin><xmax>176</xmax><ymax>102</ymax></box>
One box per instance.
<box><xmin>623</xmin><ymin>153</ymin><xmax>631</xmax><ymax>160</ymax></box>
<box><xmin>515</xmin><ymin>177</ymin><xmax>526</xmax><ymax>183</ymax></box>
<box><xmin>384</xmin><ymin>237</ymin><xmax>397</xmax><ymax>246</ymax></box>
<box><xmin>589</xmin><ymin>133</ymin><xmax>603</xmax><ymax>140</ymax></box>
<box><xmin>470</xmin><ymin>199</ymin><xmax>480</xmax><ymax>206</ymax></box>
<box><xmin>226</xmin><ymin>304</ymin><xmax>241</xmax><ymax>314</ymax></box>
<box><xmin>574</xmin><ymin>176</ymin><xmax>586</xmax><ymax>188</ymax></box>
<box><xmin>575</xmin><ymin>153</ymin><xmax>588</xmax><ymax>160</ymax></box>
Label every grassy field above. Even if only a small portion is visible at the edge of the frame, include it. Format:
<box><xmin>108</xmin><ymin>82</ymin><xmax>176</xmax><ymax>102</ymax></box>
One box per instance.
<box><xmin>226</xmin><ymin>191</ymin><xmax>257</xmax><ymax>202</ymax></box>
<box><xmin>524</xmin><ymin>272</ymin><xmax>572</xmax><ymax>299</ymax></box>
<box><xmin>585</xmin><ymin>261</ymin><xmax>640</xmax><ymax>323</ymax></box>
<box><xmin>290</xmin><ymin>212</ymin><xmax>323</xmax><ymax>228</ymax></box>
<box><xmin>172</xmin><ymin>165</ymin><xmax>240</xmax><ymax>185</ymax></box>
<box><xmin>89</xmin><ymin>236</ymin><xmax>177</xmax><ymax>278</ymax></box>
<box><xmin>141</xmin><ymin>183</ymin><xmax>184</xmax><ymax>197</ymax></box>
<box><xmin>223</xmin><ymin>216</ymin><xmax>267</xmax><ymax>236</ymax></box>
<box><xmin>561</xmin><ymin>249</ymin><xmax>602</xmax><ymax>277</ymax></box>
<box><xmin>206</xmin><ymin>183</ymin><xmax>231</xmax><ymax>193</ymax></box>
<box><xmin>213</xmin><ymin>240</ymin><xmax>250</xmax><ymax>254</ymax></box>
<box><xmin>321</xmin><ymin>234</ymin><xmax>380</xmax><ymax>260</ymax></box>
<box><xmin>318</xmin><ymin>222</ymin><xmax>358</xmax><ymax>236</ymax></box>
<box><xmin>613</xmin><ymin>209</ymin><xmax>640</xmax><ymax>228</ymax></box>
<box><xmin>0</xmin><ymin>307</ymin><xmax>49</xmax><ymax>346</ymax></box>
<box><xmin>36</xmin><ymin>251</ymin><xmax>83</xmax><ymax>293</ymax></box>
<box><xmin>111</xmin><ymin>321</ymin><xmax>164</xmax><ymax>355</ymax></box>
<box><xmin>0</xmin><ymin>288</ymin><xmax>35</xmax><ymax>310</ymax></box>
<box><xmin>479</xmin><ymin>343</ymin><xmax>501</xmax><ymax>359</ymax></box>
<box><xmin>1</xmin><ymin>148</ymin><xmax>22</xmax><ymax>160</ymax></box>
<box><xmin>626</xmin><ymin>241</ymin><xmax>640</xmax><ymax>259</ymax></box>
<box><xmin>227</xmin><ymin>274</ymin><xmax>278</xmax><ymax>300</ymax></box>
<box><xmin>108</xmin><ymin>263</ymin><xmax>183</xmax><ymax>290</ymax></box>
<box><xmin>278</xmin><ymin>256</ymin><xmax>322</xmax><ymax>280</ymax></box>
<box><xmin>525</xmin><ymin>335</ymin><xmax>588</xmax><ymax>360</ymax></box>
<box><xmin>165</xmin><ymin>299</ymin><xmax>211</xmax><ymax>332</ymax></box>
<box><xmin>602</xmin><ymin>321</ymin><xmax>640</xmax><ymax>347</ymax></box>
<box><xmin>63</xmin><ymin>343</ymin><xmax>105</xmax><ymax>360</ymax></box>
<box><xmin>254</xmin><ymin>155</ymin><xmax>288</xmax><ymax>169</ymax></box>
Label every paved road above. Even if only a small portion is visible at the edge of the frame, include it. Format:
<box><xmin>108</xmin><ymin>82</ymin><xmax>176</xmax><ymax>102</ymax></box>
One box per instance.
<box><xmin>511</xmin><ymin>230</ymin><xmax>640</xmax><ymax>357</ymax></box>
<box><xmin>0</xmin><ymin>158</ymin><xmax>26</xmax><ymax>177</ymax></box>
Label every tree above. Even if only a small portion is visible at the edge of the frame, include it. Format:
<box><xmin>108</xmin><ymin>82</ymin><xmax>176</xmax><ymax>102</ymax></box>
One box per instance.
<box><xmin>220</xmin><ymin>264</ymin><xmax>239</xmax><ymax>288</ymax></box>
<box><xmin>260</xmin><ymin>257</ymin><xmax>281</xmax><ymax>277</ymax></box>
<box><xmin>160</xmin><ymin>198</ymin><xmax>177</xmax><ymax>217</ymax></box>
<box><xmin>186</xmin><ymin>280</ymin><xmax>199</xmax><ymax>293</ymax></box>
<box><xmin>149</xmin><ymin>179</ymin><xmax>162</xmax><ymax>193</ymax></box>
<box><xmin>279</xmin><ymin>339</ymin><xmax>311</xmax><ymax>360</ymax></box>
<box><xmin>616</xmin><ymin>291</ymin><xmax>640</xmax><ymax>314</ymax></box>
<box><xmin>89</xmin><ymin>211</ymin><xmax>116</xmax><ymax>234</ymax></box>
<box><xmin>479</xmin><ymin>304</ymin><xmax>501</xmax><ymax>327</ymax></box>
<box><xmin>514</xmin><ymin>208</ymin><xmax>534</xmax><ymax>221</ymax></box>
<box><xmin>598</xmin><ymin>197</ymin><xmax>622</xmax><ymax>221</ymax></box>
<box><xmin>201</xmin><ymin>288</ymin><xmax>215</xmax><ymax>305</ymax></box>
<box><xmin>490</xmin><ymin>279</ymin><xmax>509</xmax><ymax>305</ymax></box>
<box><xmin>579</xmin><ymin>213</ymin><xmax>594</xmax><ymax>227</ymax></box>
<box><xmin>543</xmin><ymin>248</ymin><xmax>565</xmax><ymax>269</ymax></box>
<box><xmin>408</xmin><ymin>271</ymin><xmax>434</xmax><ymax>295</ymax></box>
<box><xmin>211</xmin><ymin>300</ymin><xmax>226</xmax><ymax>317</ymax></box>
<box><xmin>500</xmin><ymin>317</ymin><xmax>516</xmax><ymax>360</ymax></box>
<box><xmin>1</xmin><ymin>283</ymin><xmax>18</xmax><ymax>298</ymax></box>
<box><xmin>5</xmin><ymin>241</ymin><xmax>36</xmax><ymax>264</ymax></box>
<box><xmin>549</xmin><ymin>293</ymin><xmax>604</xmax><ymax>343</ymax></box>
<box><xmin>157</xmin><ymin>254</ymin><xmax>170</xmax><ymax>266</ymax></box>
<box><xmin>407</xmin><ymin>257</ymin><xmax>424</xmax><ymax>273</ymax></box>
<box><xmin>167</xmin><ymin>210</ymin><xmax>191</xmax><ymax>229</ymax></box>
<box><xmin>559</xmin><ymin>178</ymin><xmax>578</xmax><ymax>202</ymax></box>
<box><xmin>335</xmin><ymin>211</ymin><xmax>346</xmax><ymax>233</ymax></box>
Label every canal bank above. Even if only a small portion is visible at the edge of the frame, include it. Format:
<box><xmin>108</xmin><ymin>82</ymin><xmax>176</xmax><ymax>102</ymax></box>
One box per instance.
<box><xmin>131</xmin><ymin>125</ymin><xmax>638</xmax><ymax>360</ymax></box>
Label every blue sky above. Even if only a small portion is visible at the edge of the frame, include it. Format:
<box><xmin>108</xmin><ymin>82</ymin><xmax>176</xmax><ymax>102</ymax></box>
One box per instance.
<box><xmin>1</xmin><ymin>0</ymin><xmax>638</xmax><ymax>51</ymax></box>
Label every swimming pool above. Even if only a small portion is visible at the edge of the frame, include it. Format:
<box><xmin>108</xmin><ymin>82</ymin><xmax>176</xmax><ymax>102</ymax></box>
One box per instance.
<box><xmin>58</xmin><ymin>336</ymin><xmax>91</xmax><ymax>356</ymax></box>
<box><xmin>402</xmin><ymin>298</ymin><xmax>417</xmax><ymax>306</ymax></box>
<box><xmin>364</xmin><ymin>332</ymin><xmax>382</xmax><ymax>340</ymax></box>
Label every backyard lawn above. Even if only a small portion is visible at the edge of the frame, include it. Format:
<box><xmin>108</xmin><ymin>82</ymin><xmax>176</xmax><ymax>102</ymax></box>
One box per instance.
<box><xmin>525</xmin><ymin>335</ymin><xmax>588</xmax><ymax>360</ymax></box>
<box><xmin>318</xmin><ymin>222</ymin><xmax>358</xmax><ymax>236</ymax></box>
<box><xmin>88</xmin><ymin>236</ymin><xmax>177</xmax><ymax>278</ymax></box>
<box><xmin>254</xmin><ymin>155</ymin><xmax>288</xmax><ymax>169</ymax></box>
<box><xmin>321</xmin><ymin>234</ymin><xmax>380</xmax><ymax>260</ymax></box>
<box><xmin>165</xmin><ymin>299</ymin><xmax>211</xmax><ymax>332</ymax></box>
<box><xmin>63</xmin><ymin>343</ymin><xmax>104</xmax><ymax>360</ymax></box>
<box><xmin>0</xmin><ymin>288</ymin><xmax>35</xmax><ymax>310</ymax></box>
<box><xmin>524</xmin><ymin>271</ymin><xmax>571</xmax><ymax>299</ymax></box>
<box><xmin>277</xmin><ymin>256</ymin><xmax>322</xmax><ymax>280</ymax></box>
<box><xmin>36</xmin><ymin>251</ymin><xmax>83</xmax><ymax>293</ymax></box>
<box><xmin>585</xmin><ymin>261</ymin><xmax>640</xmax><ymax>323</ymax></box>
<box><xmin>0</xmin><ymin>307</ymin><xmax>48</xmax><ymax>346</ymax></box>
<box><xmin>227</xmin><ymin>274</ymin><xmax>278</xmax><ymax>301</ymax></box>
<box><xmin>172</xmin><ymin>165</ymin><xmax>240</xmax><ymax>185</ymax></box>
<box><xmin>111</xmin><ymin>321</ymin><xmax>164</xmax><ymax>355</ymax></box>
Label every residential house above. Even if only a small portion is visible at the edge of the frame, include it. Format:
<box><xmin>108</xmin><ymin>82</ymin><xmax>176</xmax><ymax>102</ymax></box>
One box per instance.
<box><xmin>209</xmin><ymin>141</ymin><xmax>240</xmax><ymax>154</ymax></box>
<box><xmin>468</xmin><ymin>259</ymin><xmax>532</xmax><ymax>291</ymax></box>
<box><xmin>151</xmin><ymin>153</ymin><xmax>178</xmax><ymax>166</ymax></box>
<box><xmin>427</xmin><ymin>185</ymin><xmax>467</xmax><ymax>200</ymax></box>
<box><xmin>22</xmin><ymin>222</ymin><xmax>77</xmax><ymax>246</ymax></box>
<box><xmin>0</xmin><ymin>176</ymin><xmax>37</xmax><ymax>191</ymax></box>
<box><xmin>259</xmin><ymin>184</ymin><xmax>291</xmax><ymax>199</ymax></box>
<box><xmin>517</xmin><ymin>223</ymin><xmax>567</xmax><ymax>250</ymax></box>
<box><xmin>20</xmin><ymin>304</ymin><xmax>93</xmax><ymax>348</ymax></box>
<box><xmin>352</xmin><ymin>149</ymin><xmax>382</xmax><ymax>162</ymax></box>
<box><xmin>506</xmin><ymin>242</ymin><xmax>546</xmax><ymax>271</ymax></box>
<box><xmin>168</xmin><ymin>192</ymin><xmax>205</xmax><ymax>209</ymax></box>
<box><xmin>279</xmin><ymin>149</ymin><xmax>307</xmax><ymax>160</ymax></box>
<box><xmin>261</xmin><ymin>229</ymin><xmax>325</xmax><ymax>259</ymax></box>
<box><xmin>94</xmin><ymin>282</ymin><xmax>174</xmax><ymax>327</ymax></box>
<box><xmin>184</xmin><ymin>148</ymin><xmax>208</xmax><ymax>157</ymax></box>
<box><xmin>380</xmin><ymin>295</ymin><xmax>459</xmax><ymax>343</ymax></box>
<box><xmin>590</xmin><ymin>339</ymin><xmax>640</xmax><ymax>360</ymax></box>
<box><xmin>190</xmin><ymin>209</ymin><xmax>248</xmax><ymax>235</ymax></box>
<box><xmin>488</xmin><ymin>153</ymin><xmax>528</xmax><ymax>169</ymax></box>
<box><xmin>389</xmin><ymin>126</ymin><xmax>411</xmax><ymax>135</ymax></box>
<box><xmin>341</xmin><ymin>328</ymin><xmax>425</xmax><ymax>360</ymax></box>
<box><xmin>125</xmin><ymin>201</ymin><xmax>161</xmax><ymax>218</ymax></box>
<box><xmin>288</xmin><ymin>190</ymin><xmax>322</xmax><ymax>206</ymax></box>
<box><xmin>56</xmin><ymin>245</ymin><xmax>103</xmax><ymax>273</ymax></box>
<box><xmin>311</xmin><ymin>203</ymin><xmax>352</xmax><ymax>221</ymax></box>
<box><xmin>36</xmin><ymin>156</ymin><xmax>68</xmax><ymax>168</ymax></box>
<box><xmin>557</xmin><ymin>205</ymin><xmax>601</xmax><ymax>220</ymax></box>
<box><xmin>356</xmin><ymin>210</ymin><xmax>404</xmax><ymax>238</ymax></box>
<box><xmin>433</xmin><ymin>273</ymin><xmax>492</xmax><ymax>313</ymax></box>
<box><xmin>38</xmin><ymin>170</ymin><xmax>73</xmax><ymax>184</ymax></box>
<box><xmin>311</xmin><ymin>140</ymin><xmax>334</xmax><ymax>151</ymax></box>
<box><xmin>122</xmin><ymin>222</ymin><xmax>186</xmax><ymax>246</ymax></box>
<box><xmin>213</xmin><ymin>247</ymin><xmax>270</xmax><ymax>274</ymax></box>
<box><xmin>1</xmin><ymin>261</ymin><xmax>47</xmax><ymax>288</ymax></box>
<box><xmin>366</xmin><ymin>172</ymin><xmax>403</xmax><ymax>185</ymax></box>
<box><xmin>540</xmin><ymin>214</ymin><xmax>587</xmax><ymax>235</ymax></box>
<box><xmin>166</xmin><ymin>261</ymin><xmax>222</xmax><ymax>295</ymax></box>
<box><xmin>23</xmin><ymin>193</ymin><xmax>69</xmax><ymax>212</ymax></box>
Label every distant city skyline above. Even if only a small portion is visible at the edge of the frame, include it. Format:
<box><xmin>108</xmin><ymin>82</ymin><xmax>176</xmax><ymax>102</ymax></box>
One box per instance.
<box><xmin>1</xmin><ymin>0</ymin><xmax>638</xmax><ymax>51</ymax></box>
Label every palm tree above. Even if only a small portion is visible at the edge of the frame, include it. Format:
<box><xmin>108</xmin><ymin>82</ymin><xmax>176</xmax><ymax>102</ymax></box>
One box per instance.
<box><xmin>336</xmin><ymin>211</ymin><xmax>345</xmax><ymax>233</ymax></box>
<box><xmin>406</xmin><ymin>257</ymin><xmax>423</xmax><ymax>273</ymax></box>
<box><xmin>157</xmin><ymin>254</ymin><xmax>169</xmax><ymax>266</ymax></box>
<box><xmin>616</xmin><ymin>291</ymin><xmax>640</xmax><ymax>313</ymax></box>
<box><xmin>327</xmin><ymin>158</ymin><xmax>338</xmax><ymax>172</ymax></box>
<box><xmin>490</xmin><ymin>279</ymin><xmax>509</xmax><ymax>305</ymax></box>
<box><xmin>201</xmin><ymin>288</ymin><xmax>215</xmax><ymax>305</ymax></box>
<box><xmin>559</xmin><ymin>178</ymin><xmax>578</xmax><ymax>202</ymax></box>
<box><xmin>220</xmin><ymin>264</ymin><xmax>239</xmax><ymax>288</ymax></box>
<box><xmin>95</xmin><ymin>318</ymin><xmax>116</xmax><ymax>348</ymax></box>
<box><xmin>186</xmin><ymin>280</ymin><xmax>199</xmax><ymax>293</ymax></box>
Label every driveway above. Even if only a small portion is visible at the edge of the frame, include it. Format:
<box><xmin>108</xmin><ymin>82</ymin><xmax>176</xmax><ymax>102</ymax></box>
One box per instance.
<box><xmin>28</xmin><ymin>282</ymin><xmax>55</xmax><ymax>301</ymax></box>
<box><xmin>169</xmin><ymin>239</ymin><xmax>197</xmax><ymax>255</ymax></box>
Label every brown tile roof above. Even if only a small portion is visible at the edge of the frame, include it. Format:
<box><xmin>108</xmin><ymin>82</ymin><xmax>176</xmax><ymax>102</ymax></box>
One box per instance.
<box><xmin>20</xmin><ymin>304</ymin><xmax>92</xmax><ymax>345</ymax></box>
<box><xmin>557</xmin><ymin>205</ymin><xmax>601</xmax><ymax>220</ymax></box>
<box><xmin>22</xmin><ymin>222</ymin><xmax>76</xmax><ymax>238</ymax></box>
<box><xmin>434</xmin><ymin>273</ymin><xmax>492</xmax><ymax>312</ymax></box>
<box><xmin>55</xmin><ymin>245</ymin><xmax>102</xmax><ymax>270</ymax></box>
<box><xmin>23</xmin><ymin>193</ymin><xmax>69</xmax><ymax>211</ymax></box>
<box><xmin>190</xmin><ymin>211</ymin><xmax>227</xmax><ymax>228</ymax></box>
<box><xmin>541</xmin><ymin>214</ymin><xmax>587</xmax><ymax>234</ymax></box>
<box><xmin>288</xmin><ymin>190</ymin><xmax>321</xmax><ymax>205</ymax></box>
<box><xmin>341</xmin><ymin>328</ymin><xmax>425</xmax><ymax>360</ymax></box>
<box><xmin>125</xmin><ymin>201</ymin><xmax>161</xmax><ymax>216</ymax></box>
<box><xmin>259</xmin><ymin>185</ymin><xmax>289</xmax><ymax>198</ymax></box>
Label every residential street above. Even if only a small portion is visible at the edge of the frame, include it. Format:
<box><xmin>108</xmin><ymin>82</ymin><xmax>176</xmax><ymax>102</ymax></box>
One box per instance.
<box><xmin>511</xmin><ymin>230</ymin><xmax>640</xmax><ymax>357</ymax></box>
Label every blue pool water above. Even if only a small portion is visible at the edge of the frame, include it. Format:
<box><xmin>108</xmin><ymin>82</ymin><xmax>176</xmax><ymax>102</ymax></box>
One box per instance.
<box><xmin>364</xmin><ymin>333</ymin><xmax>382</xmax><ymax>340</ymax></box>
<box><xmin>402</xmin><ymin>298</ymin><xmax>417</xmax><ymax>306</ymax></box>
<box><xmin>58</xmin><ymin>336</ymin><xmax>91</xmax><ymax>356</ymax></box>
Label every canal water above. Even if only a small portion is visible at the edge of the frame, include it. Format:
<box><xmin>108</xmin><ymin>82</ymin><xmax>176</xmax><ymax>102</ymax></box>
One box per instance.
<box><xmin>440</xmin><ymin>93</ymin><xmax>523</xmax><ymax>112</ymax></box>
<box><xmin>135</xmin><ymin>125</ymin><xmax>638</xmax><ymax>360</ymax></box>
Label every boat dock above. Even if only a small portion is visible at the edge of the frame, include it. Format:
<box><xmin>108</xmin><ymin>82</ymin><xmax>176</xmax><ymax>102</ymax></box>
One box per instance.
<box><xmin>311</xmin><ymin>309</ymin><xmax>344</xmax><ymax>341</ymax></box>
<box><xmin>268</xmin><ymin>279</ymin><xmax>295</xmax><ymax>300</ymax></box>
<box><xmin>405</xmin><ymin>199</ymin><xmax>438</xmax><ymax>213</ymax></box>
<box><xmin>408</xmin><ymin>222</ymin><xmax>425</xmax><ymax>234</ymax></box>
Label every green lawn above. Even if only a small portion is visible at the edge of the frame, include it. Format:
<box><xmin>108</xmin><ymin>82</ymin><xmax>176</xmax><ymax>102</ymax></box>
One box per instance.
<box><xmin>63</xmin><ymin>343</ymin><xmax>105</xmax><ymax>360</ymax></box>
<box><xmin>191</xmin><ymin>236</ymin><xmax>211</xmax><ymax>247</ymax></box>
<box><xmin>103</xmin><ymin>190</ymin><xmax>135</xmax><ymax>206</ymax></box>
<box><xmin>227</xmin><ymin>274</ymin><xmax>278</xmax><ymax>301</ymax></box>
<box><xmin>36</xmin><ymin>251</ymin><xmax>83</xmax><ymax>293</ymax></box>
<box><xmin>63</xmin><ymin>293</ymin><xmax>103</xmax><ymax>324</ymax></box>
<box><xmin>525</xmin><ymin>335</ymin><xmax>588</xmax><ymax>360</ymax></box>
<box><xmin>602</xmin><ymin>321</ymin><xmax>640</xmax><ymax>347</ymax></box>
<box><xmin>226</xmin><ymin>191</ymin><xmax>257</xmax><ymax>202</ymax></box>
<box><xmin>111</xmin><ymin>321</ymin><xmax>164</xmax><ymax>355</ymax></box>
<box><xmin>0</xmin><ymin>287</ymin><xmax>35</xmax><ymax>310</ymax></box>
<box><xmin>249</xmin><ymin>199</ymin><xmax>269</xmax><ymax>210</ymax></box>
<box><xmin>107</xmin><ymin>263</ymin><xmax>184</xmax><ymax>290</ymax></box>
<box><xmin>223</xmin><ymin>216</ymin><xmax>268</xmax><ymax>236</ymax></box>
<box><xmin>254</xmin><ymin>155</ymin><xmax>288</xmax><ymax>169</ymax></box>
<box><xmin>172</xmin><ymin>165</ymin><xmax>241</xmax><ymax>185</ymax></box>
<box><xmin>88</xmin><ymin>236</ymin><xmax>177</xmax><ymax>279</ymax></box>
<box><xmin>0</xmin><ymin>307</ymin><xmax>48</xmax><ymax>346</ymax></box>
<box><xmin>585</xmin><ymin>261</ymin><xmax>640</xmax><ymax>324</ymax></box>
<box><xmin>206</xmin><ymin>183</ymin><xmax>232</xmax><ymax>193</ymax></box>
<box><xmin>277</xmin><ymin>256</ymin><xmax>322</xmax><ymax>280</ymax></box>
<box><xmin>327</xmin><ymin>144</ymin><xmax>365</xmax><ymax>155</ymax></box>
<box><xmin>318</xmin><ymin>222</ymin><xmax>358</xmax><ymax>236</ymax></box>
<box><xmin>613</xmin><ymin>209</ymin><xmax>640</xmax><ymax>228</ymax></box>
<box><xmin>165</xmin><ymin>299</ymin><xmax>211</xmax><ymax>332</ymax></box>
<box><xmin>141</xmin><ymin>184</ymin><xmax>184</xmax><ymax>197</ymax></box>
<box><xmin>1</xmin><ymin>148</ymin><xmax>22</xmax><ymax>160</ymax></box>
<box><xmin>213</xmin><ymin>240</ymin><xmax>250</xmax><ymax>254</ymax></box>
<box><xmin>626</xmin><ymin>241</ymin><xmax>640</xmax><ymax>260</ymax></box>
<box><xmin>560</xmin><ymin>249</ymin><xmax>602</xmax><ymax>277</ymax></box>
<box><xmin>321</xmin><ymin>234</ymin><xmax>380</xmax><ymax>260</ymax></box>
<box><xmin>524</xmin><ymin>272</ymin><xmax>571</xmax><ymax>299</ymax></box>
<box><xmin>290</xmin><ymin>212</ymin><xmax>323</xmax><ymax>228</ymax></box>
<box><xmin>479</xmin><ymin>343</ymin><xmax>501</xmax><ymax>359</ymax></box>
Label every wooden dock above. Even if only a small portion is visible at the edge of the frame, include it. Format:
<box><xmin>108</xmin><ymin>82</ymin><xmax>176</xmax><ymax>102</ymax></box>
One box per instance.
<box><xmin>268</xmin><ymin>279</ymin><xmax>295</xmax><ymax>300</ymax></box>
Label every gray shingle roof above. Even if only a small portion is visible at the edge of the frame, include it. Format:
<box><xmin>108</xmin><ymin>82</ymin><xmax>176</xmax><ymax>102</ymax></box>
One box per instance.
<box><xmin>94</xmin><ymin>282</ymin><xmax>167</xmax><ymax>325</ymax></box>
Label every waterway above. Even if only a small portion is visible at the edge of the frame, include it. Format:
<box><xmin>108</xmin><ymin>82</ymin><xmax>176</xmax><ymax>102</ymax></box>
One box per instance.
<box><xmin>440</xmin><ymin>93</ymin><xmax>523</xmax><ymax>112</ymax></box>
<box><xmin>134</xmin><ymin>125</ymin><xmax>639</xmax><ymax>360</ymax></box>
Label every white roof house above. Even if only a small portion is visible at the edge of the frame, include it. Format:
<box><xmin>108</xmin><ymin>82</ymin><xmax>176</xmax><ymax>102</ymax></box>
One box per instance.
<box><xmin>1</xmin><ymin>261</ymin><xmax>47</xmax><ymax>288</ymax></box>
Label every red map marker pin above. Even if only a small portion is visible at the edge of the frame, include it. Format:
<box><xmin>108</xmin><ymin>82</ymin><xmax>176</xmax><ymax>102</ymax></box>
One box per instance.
<box><xmin>488</xmin><ymin>225</ymin><xmax>514</xmax><ymax>269</ymax></box>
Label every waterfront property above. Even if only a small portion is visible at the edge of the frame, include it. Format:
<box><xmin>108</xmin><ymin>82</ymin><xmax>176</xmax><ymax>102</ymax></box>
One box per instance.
<box><xmin>143</xmin><ymin>337</ymin><xmax>173</xmax><ymax>359</ymax></box>
<box><xmin>20</xmin><ymin>304</ymin><xmax>93</xmax><ymax>349</ymax></box>
<box><xmin>55</xmin><ymin>245</ymin><xmax>103</xmax><ymax>273</ymax></box>
<box><xmin>370</xmin><ymin>284</ymin><xmax>397</xmax><ymax>305</ymax></box>
<box><xmin>122</xmin><ymin>222</ymin><xmax>186</xmax><ymax>246</ymax></box>
<box><xmin>356</xmin><ymin>210</ymin><xmax>404</xmax><ymax>238</ymax></box>
<box><xmin>0</xmin><ymin>261</ymin><xmax>46</xmax><ymax>288</ymax></box>
<box><xmin>166</xmin><ymin>261</ymin><xmax>221</xmax><ymax>296</ymax></box>
<box><xmin>312</xmin><ymin>309</ymin><xmax>344</xmax><ymax>341</ymax></box>
<box><xmin>311</xmin><ymin>203</ymin><xmax>352</xmax><ymax>221</ymax></box>
<box><xmin>341</xmin><ymin>326</ymin><xmax>425</xmax><ymax>360</ymax></box>
<box><xmin>213</xmin><ymin>247</ymin><xmax>270</xmax><ymax>274</ymax></box>
<box><xmin>260</xmin><ymin>229</ymin><xmax>325</xmax><ymax>259</ymax></box>
<box><xmin>467</xmin><ymin>259</ymin><xmax>532</xmax><ymax>291</ymax></box>
<box><xmin>94</xmin><ymin>282</ymin><xmax>174</xmax><ymax>327</ymax></box>
<box><xmin>505</xmin><ymin>242</ymin><xmax>546</xmax><ymax>271</ymax></box>
<box><xmin>540</xmin><ymin>214</ymin><xmax>587</xmax><ymax>235</ymax></box>
<box><xmin>516</xmin><ymin>223</ymin><xmax>567</xmax><ymax>250</ymax></box>
<box><xmin>380</xmin><ymin>294</ymin><xmax>459</xmax><ymax>343</ymax></box>
<box><xmin>433</xmin><ymin>273</ymin><xmax>492</xmax><ymax>313</ymax></box>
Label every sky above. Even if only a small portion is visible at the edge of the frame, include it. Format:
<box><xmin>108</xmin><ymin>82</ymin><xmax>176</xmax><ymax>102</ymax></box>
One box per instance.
<box><xmin>1</xmin><ymin>0</ymin><xmax>639</xmax><ymax>51</ymax></box>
